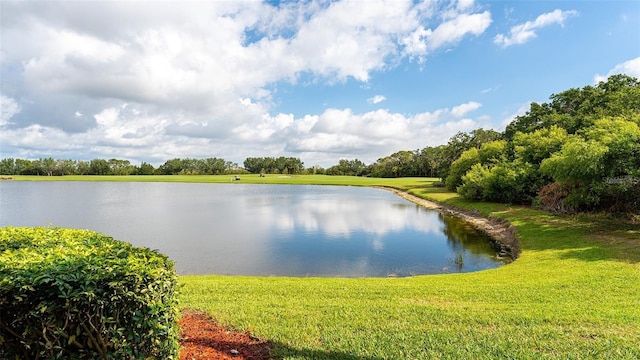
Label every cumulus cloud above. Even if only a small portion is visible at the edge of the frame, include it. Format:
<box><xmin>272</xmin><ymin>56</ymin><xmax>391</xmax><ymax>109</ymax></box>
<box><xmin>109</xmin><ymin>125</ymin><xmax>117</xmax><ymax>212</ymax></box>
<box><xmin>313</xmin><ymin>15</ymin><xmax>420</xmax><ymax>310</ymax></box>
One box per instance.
<box><xmin>450</xmin><ymin>101</ymin><xmax>482</xmax><ymax>118</ymax></box>
<box><xmin>0</xmin><ymin>96</ymin><xmax>21</xmax><ymax>126</ymax></box>
<box><xmin>0</xmin><ymin>100</ymin><xmax>482</xmax><ymax>166</ymax></box>
<box><xmin>402</xmin><ymin>9</ymin><xmax>492</xmax><ymax>60</ymax></box>
<box><xmin>594</xmin><ymin>56</ymin><xmax>640</xmax><ymax>83</ymax></box>
<box><xmin>494</xmin><ymin>9</ymin><xmax>577</xmax><ymax>47</ymax></box>
<box><xmin>367</xmin><ymin>95</ymin><xmax>387</xmax><ymax>104</ymax></box>
<box><xmin>0</xmin><ymin>0</ymin><xmax>493</xmax><ymax>166</ymax></box>
<box><xmin>283</xmin><ymin>105</ymin><xmax>479</xmax><ymax>165</ymax></box>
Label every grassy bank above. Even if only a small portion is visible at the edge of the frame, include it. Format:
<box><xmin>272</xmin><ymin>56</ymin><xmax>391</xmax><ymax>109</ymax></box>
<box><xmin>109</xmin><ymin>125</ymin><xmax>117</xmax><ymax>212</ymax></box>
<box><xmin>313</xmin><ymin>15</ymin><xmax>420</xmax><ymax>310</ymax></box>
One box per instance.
<box><xmin>9</xmin><ymin>174</ymin><xmax>435</xmax><ymax>188</ymax></box>
<box><xmin>10</xmin><ymin>175</ymin><xmax>640</xmax><ymax>358</ymax></box>
<box><xmin>179</xmin><ymin>179</ymin><xmax>639</xmax><ymax>359</ymax></box>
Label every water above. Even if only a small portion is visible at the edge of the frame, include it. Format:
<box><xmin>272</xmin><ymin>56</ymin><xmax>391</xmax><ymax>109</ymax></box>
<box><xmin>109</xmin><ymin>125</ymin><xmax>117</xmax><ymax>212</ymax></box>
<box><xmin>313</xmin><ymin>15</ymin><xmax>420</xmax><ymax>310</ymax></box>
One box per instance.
<box><xmin>0</xmin><ymin>181</ymin><xmax>507</xmax><ymax>276</ymax></box>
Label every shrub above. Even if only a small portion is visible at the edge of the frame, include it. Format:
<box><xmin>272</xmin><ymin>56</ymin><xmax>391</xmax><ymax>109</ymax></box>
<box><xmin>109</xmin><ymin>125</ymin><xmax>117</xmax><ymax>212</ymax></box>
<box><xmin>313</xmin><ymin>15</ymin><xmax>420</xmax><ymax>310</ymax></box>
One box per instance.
<box><xmin>458</xmin><ymin>161</ymin><xmax>539</xmax><ymax>204</ymax></box>
<box><xmin>0</xmin><ymin>227</ymin><xmax>180</xmax><ymax>359</ymax></box>
<box><xmin>445</xmin><ymin>148</ymin><xmax>480</xmax><ymax>191</ymax></box>
<box><xmin>457</xmin><ymin>163</ymin><xmax>488</xmax><ymax>200</ymax></box>
<box><xmin>537</xmin><ymin>182</ymin><xmax>574</xmax><ymax>213</ymax></box>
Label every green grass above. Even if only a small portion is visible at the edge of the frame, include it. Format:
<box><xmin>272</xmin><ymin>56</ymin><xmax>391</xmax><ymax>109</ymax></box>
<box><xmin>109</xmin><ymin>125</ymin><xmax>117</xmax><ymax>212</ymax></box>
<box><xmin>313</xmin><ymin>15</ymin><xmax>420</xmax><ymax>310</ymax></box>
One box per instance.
<box><xmin>11</xmin><ymin>174</ymin><xmax>434</xmax><ymax>189</ymax></box>
<box><xmin>12</xmin><ymin>175</ymin><xmax>640</xmax><ymax>358</ymax></box>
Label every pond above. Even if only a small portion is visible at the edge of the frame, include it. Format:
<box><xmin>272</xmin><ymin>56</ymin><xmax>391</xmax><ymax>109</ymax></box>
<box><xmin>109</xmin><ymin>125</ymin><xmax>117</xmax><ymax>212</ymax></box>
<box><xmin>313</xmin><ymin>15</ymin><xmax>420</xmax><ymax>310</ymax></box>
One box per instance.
<box><xmin>0</xmin><ymin>181</ymin><xmax>508</xmax><ymax>277</ymax></box>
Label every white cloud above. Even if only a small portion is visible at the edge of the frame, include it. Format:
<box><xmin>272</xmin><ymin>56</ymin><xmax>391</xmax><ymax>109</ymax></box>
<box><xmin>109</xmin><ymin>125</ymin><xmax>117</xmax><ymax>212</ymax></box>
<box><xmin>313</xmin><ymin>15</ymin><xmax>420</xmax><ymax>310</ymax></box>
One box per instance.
<box><xmin>450</xmin><ymin>101</ymin><xmax>482</xmax><ymax>118</ymax></box>
<box><xmin>494</xmin><ymin>9</ymin><xmax>577</xmax><ymax>48</ymax></box>
<box><xmin>427</xmin><ymin>11</ymin><xmax>492</xmax><ymax>50</ymax></box>
<box><xmin>0</xmin><ymin>96</ymin><xmax>21</xmax><ymax>126</ymax></box>
<box><xmin>594</xmin><ymin>56</ymin><xmax>640</xmax><ymax>83</ymax></box>
<box><xmin>456</xmin><ymin>0</ymin><xmax>475</xmax><ymax>12</ymax></box>
<box><xmin>284</xmin><ymin>104</ymin><xmax>481</xmax><ymax>165</ymax></box>
<box><xmin>368</xmin><ymin>95</ymin><xmax>387</xmax><ymax>104</ymax></box>
<box><xmin>0</xmin><ymin>101</ymin><xmax>482</xmax><ymax>167</ymax></box>
<box><xmin>0</xmin><ymin>1</ymin><xmax>494</xmax><ymax>166</ymax></box>
<box><xmin>403</xmin><ymin>10</ymin><xmax>491</xmax><ymax>60</ymax></box>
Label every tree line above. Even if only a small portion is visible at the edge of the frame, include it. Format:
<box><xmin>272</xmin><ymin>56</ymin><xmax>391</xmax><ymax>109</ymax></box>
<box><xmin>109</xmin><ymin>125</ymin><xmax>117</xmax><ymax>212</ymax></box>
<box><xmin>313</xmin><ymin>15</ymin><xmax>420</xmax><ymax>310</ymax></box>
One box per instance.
<box><xmin>335</xmin><ymin>74</ymin><xmax>638</xmax><ymax>212</ymax></box>
<box><xmin>2</xmin><ymin>75</ymin><xmax>637</xmax><ymax>212</ymax></box>
<box><xmin>323</xmin><ymin>128</ymin><xmax>504</xmax><ymax>179</ymax></box>
<box><xmin>0</xmin><ymin>158</ymin><xmax>244</xmax><ymax>176</ymax></box>
<box><xmin>446</xmin><ymin>74</ymin><xmax>639</xmax><ymax>213</ymax></box>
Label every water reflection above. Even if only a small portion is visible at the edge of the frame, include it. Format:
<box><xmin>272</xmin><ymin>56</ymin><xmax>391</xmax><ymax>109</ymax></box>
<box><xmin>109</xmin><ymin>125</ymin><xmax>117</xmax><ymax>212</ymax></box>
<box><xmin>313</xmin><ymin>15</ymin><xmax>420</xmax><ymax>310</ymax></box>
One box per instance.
<box><xmin>0</xmin><ymin>182</ymin><xmax>507</xmax><ymax>276</ymax></box>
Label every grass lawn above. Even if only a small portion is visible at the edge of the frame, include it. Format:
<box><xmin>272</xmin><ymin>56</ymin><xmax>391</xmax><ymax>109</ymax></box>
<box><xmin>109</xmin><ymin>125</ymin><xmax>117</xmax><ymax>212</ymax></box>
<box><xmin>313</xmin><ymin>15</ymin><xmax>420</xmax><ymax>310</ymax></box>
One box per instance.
<box><xmin>11</xmin><ymin>174</ymin><xmax>435</xmax><ymax>188</ymax></box>
<box><xmin>12</xmin><ymin>175</ymin><xmax>640</xmax><ymax>358</ymax></box>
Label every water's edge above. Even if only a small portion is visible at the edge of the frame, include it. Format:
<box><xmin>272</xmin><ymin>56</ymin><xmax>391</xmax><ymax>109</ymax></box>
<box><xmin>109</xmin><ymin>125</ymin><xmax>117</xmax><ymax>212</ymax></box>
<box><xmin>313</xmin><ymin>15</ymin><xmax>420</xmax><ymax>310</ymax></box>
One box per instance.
<box><xmin>376</xmin><ymin>186</ymin><xmax>520</xmax><ymax>259</ymax></box>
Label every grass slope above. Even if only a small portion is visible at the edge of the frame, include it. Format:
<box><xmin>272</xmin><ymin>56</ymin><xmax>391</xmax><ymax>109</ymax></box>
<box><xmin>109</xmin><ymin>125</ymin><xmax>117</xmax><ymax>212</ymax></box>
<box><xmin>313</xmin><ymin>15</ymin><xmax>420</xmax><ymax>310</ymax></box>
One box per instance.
<box><xmin>12</xmin><ymin>175</ymin><xmax>640</xmax><ymax>358</ymax></box>
<box><xmin>179</xmin><ymin>179</ymin><xmax>640</xmax><ymax>359</ymax></box>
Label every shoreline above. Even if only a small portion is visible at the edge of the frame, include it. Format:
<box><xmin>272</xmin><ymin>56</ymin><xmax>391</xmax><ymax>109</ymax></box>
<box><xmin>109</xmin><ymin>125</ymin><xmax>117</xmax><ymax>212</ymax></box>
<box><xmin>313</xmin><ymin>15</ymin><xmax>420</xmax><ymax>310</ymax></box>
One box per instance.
<box><xmin>378</xmin><ymin>186</ymin><xmax>520</xmax><ymax>259</ymax></box>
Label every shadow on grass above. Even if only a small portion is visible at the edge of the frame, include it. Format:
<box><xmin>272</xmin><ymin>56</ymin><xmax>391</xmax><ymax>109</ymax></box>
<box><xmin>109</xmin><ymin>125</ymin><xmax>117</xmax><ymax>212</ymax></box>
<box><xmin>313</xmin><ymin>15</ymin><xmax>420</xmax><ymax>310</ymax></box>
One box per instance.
<box><xmin>179</xmin><ymin>309</ymin><xmax>385</xmax><ymax>360</ymax></box>
<box><xmin>271</xmin><ymin>342</ymin><xmax>385</xmax><ymax>360</ymax></box>
<box><xmin>495</xmin><ymin>209</ymin><xmax>640</xmax><ymax>264</ymax></box>
<box><xmin>411</xmin><ymin>186</ymin><xmax>640</xmax><ymax>264</ymax></box>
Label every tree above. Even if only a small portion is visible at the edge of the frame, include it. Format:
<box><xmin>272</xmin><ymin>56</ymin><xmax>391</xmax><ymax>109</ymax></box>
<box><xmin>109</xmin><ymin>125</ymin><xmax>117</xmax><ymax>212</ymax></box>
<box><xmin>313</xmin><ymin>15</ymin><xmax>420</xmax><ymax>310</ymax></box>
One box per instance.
<box><xmin>14</xmin><ymin>159</ymin><xmax>30</xmax><ymax>175</ymax></box>
<box><xmin>438</xmin><ymin>129</ymin><xmax>503</xmax><ymax>179</ymax></box>
<box><xmin>418</xmin><ymin>145</ymin><xmax>448</xmax><ymax>178</ymax></box>
<box><xmin>243</xmin><ymin>157</ymin><xmax>304</xmax><ymax>174</ymax></box>
<box><xmin>580</xmin><ymin>117</ymin><xmax>640</xmax><ymax>178</ymax></box>
<box><xmin>326</xmin><ymin>159</ymin><xmax>367</xmax><ymax>176</ymax></box>
<box><xmin>505</xmin><ymin>74</ymin><xmax>640</xmax><ymax>140</ymax></box>
<box><xmin>109</xmin><ymin>159</ymin><xmax>135</xmax><ymax>175</ymax></box>
<box><xmin>370</xmin><ymin>151</ymin><xmax>416</xmax><ymax>177</ymax></box>
<box><xmin>137</xmin><ymin>162</ymin><xmax>156</xmax><ymax>175</ymax></box>
<box><xmin>55</xmin><ymin>159</ymin><xmax>77</xmax><ymax>175</ymax></box>
<box><xmin>539</xmin><ymin>117</ymin><xmax>640</xmax><ymax>211</ymax></box>
<box><xmin>158</xmin><ymin>158</ymin><xmax>183</xmax><ymax>175</ymax></box>
<box><xmin>199</xmin><ymin>158</ymin><xmax>226</xmax><ymax>175</ymax></box>
<box><xmin>36</xmin><ymin>158</ymin><xmax>55</xmax><ymax>176</ymax></box>
<box><xmin>513</xmin><ymin>126</ymin><xmax>568</xmax><ymax>165</ymax></box>
<box><xmin>504</xmin><ymin>102</ymin><xmax>553</xmax><ymax>140</ymax></box>
<box><xmin>445</xmin><ymin>148</ymin><xmax>480</xmax><ymax>191</ymax></box>
<box><xmin>459</xmin><ymin>161</ymin><xmax>535</xmax><ymax>204</ymax></box>
<box><xmin>0</xmin><ymin>158</ymin><xmax>15</xmax><ymax>175</ymax></box>
<box><xmin>76</xmin><ymin>161</ymin><xmax>91</xmax><ymax>175</ymax></box>
<box><xmin>451</xmin><ymin>75</ymin><xmax>640</xmax><ymax>212</ymax></box>
<box><xmin>89</xmin><ymin>159</ymin><xmax>111</xmax><ymax>175</ymax></box>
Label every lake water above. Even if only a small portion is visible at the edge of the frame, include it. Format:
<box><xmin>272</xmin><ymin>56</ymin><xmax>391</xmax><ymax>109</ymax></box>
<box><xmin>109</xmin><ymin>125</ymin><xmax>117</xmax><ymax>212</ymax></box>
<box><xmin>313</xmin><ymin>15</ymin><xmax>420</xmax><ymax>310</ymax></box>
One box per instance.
<box><xmin>0</xmin><ymin>181</ymin><xmax>507</xmax><ymax>277</ymax></box>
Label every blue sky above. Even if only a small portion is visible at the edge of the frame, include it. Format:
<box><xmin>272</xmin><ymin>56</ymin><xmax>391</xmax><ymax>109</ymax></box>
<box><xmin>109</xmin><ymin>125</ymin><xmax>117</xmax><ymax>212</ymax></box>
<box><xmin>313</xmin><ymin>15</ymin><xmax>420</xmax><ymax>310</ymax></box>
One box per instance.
<box><xmin>1</xmin><ymin>0</ymin><xmax>639</xmax><ymax>167</ymax></box>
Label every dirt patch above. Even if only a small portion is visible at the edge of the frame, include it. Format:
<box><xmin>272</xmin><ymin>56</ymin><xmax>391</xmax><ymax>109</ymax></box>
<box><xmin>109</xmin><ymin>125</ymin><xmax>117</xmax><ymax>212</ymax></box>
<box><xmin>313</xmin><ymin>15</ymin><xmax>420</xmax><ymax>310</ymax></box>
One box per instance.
<box><xmin>179</xmin><ymin>309</ymin><xmax>271</xmax><ymax>360</ymax></box>
<box><xmin>378</xmin><ymin>187</ymin><xmax>520</xmax><ymax>259</ymax></box>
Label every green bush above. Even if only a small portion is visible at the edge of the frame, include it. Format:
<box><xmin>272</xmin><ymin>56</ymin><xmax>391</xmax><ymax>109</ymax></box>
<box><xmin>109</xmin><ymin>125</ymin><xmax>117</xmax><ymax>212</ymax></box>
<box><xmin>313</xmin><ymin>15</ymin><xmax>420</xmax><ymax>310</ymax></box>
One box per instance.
<box><xmin>0</xmin><ymin>227</ymin><xmax>180</xmax><ymax>359</ymax></box>
<box><xmin>445</xmin><ymin>148</ymin><xmax>480</xmax><ymax>191</ymax></box>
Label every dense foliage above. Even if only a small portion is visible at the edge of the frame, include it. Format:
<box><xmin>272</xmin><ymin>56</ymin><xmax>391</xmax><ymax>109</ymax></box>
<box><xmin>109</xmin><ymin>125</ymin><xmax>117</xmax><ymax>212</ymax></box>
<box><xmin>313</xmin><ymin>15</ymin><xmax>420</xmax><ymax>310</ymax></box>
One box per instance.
<box><xmin>325</xmin><ymin>158</ymin><xmax>369</xmax><ymax>176</ymax></box>
<box><xmin>0</xmin><ymin>157</ymin><xmax>244</xmax><ymax>176</ymax></box>
<box><xmin>243</xmin><ymin>156</ymin><xmax>304</xmax><ymax>174</ymax></box>
<box><xmin>454</xmin><ymin>75</ymin><xmax>640</xmax><ymax>212</ymax></box>
<box><xmin>157</xmin><ymin>157</ymin><xmax>242</xmax><ymax>175</ymax></box>
<box><xmin>0</xmin><ymin>227</ymin><xmax>180</xmax><ymax>359</ymax></box>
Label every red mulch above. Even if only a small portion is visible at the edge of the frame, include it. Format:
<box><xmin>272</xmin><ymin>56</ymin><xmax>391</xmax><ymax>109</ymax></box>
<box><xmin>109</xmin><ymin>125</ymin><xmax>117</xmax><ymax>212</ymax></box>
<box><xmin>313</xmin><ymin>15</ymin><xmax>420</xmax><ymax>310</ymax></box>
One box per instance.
<box><xmin>179</xmin><ymin>309</ymin><xmax>272</xmax><ymax>360</ymax></box>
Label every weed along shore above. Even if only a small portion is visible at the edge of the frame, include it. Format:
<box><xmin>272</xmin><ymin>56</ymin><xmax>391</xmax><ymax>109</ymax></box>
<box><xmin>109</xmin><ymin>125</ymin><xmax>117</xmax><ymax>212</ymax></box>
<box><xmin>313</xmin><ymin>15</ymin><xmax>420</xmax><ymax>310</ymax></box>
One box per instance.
<box><xmin>5</xmin><ymin>175</ymin><xmax>640</xmax><ymax>359</ymax></box>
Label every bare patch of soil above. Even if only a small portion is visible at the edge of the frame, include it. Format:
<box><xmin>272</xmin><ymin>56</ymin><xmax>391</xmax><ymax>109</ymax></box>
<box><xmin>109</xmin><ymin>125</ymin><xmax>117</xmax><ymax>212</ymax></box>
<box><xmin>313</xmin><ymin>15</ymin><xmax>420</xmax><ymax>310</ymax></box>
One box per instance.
<box><xmin>179</xmin><ymin>309</ymin><xmax>271</xmax><ymax>360</ymax></box>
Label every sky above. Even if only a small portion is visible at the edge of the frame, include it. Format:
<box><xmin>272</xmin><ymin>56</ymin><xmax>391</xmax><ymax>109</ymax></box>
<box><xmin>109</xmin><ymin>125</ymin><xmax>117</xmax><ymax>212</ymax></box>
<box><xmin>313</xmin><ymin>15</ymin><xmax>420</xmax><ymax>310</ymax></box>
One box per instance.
<box><xmin>1</xmin><ymin>0</ymin><xmax>639</xmax><ymax>168</ymax></box>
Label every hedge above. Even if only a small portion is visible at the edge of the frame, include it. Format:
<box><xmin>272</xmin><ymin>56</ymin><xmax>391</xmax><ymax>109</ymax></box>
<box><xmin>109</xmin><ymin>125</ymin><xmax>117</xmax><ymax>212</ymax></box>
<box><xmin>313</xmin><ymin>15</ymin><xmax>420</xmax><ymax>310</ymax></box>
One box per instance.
<box><xmin>0</xmin><ymin>227</ymin><xmax>180</xmax><ymax>359</ymax></box>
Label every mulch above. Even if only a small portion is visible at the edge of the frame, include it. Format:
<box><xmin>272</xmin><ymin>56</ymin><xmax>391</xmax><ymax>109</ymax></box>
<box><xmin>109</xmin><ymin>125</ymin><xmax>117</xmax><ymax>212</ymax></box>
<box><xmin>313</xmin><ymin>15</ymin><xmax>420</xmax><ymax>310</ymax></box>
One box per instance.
<box><xmin>179</xmin><ymin>309</ymin><xmax>272</xmax><ymax>360</ymax></box>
